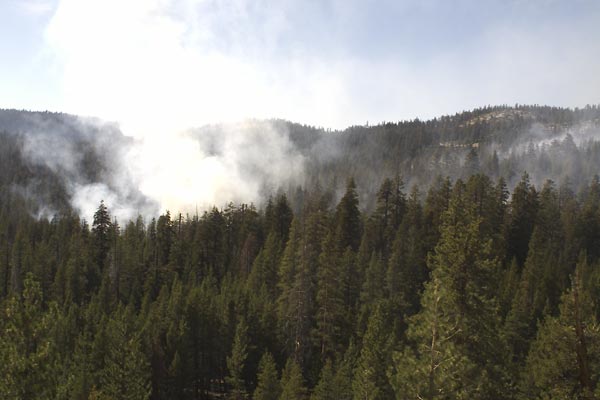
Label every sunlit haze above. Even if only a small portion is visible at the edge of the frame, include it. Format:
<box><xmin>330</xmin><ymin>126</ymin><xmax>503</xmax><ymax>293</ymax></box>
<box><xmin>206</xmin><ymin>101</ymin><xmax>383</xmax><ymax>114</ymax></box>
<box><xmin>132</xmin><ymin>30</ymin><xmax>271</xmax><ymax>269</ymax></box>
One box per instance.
<box><xmin>1</xmin><ymin>0</ymin><xmax>599</xmax><ymax>216</ymax></box>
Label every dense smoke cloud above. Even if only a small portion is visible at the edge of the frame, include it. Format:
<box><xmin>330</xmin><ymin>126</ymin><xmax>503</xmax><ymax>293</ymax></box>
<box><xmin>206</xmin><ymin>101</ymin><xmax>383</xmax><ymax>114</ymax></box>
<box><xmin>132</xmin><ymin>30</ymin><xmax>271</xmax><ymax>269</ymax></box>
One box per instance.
<box><xmin>126</xmin><ymin>120</ymin><xmax>305</xmax><ymax>214</ymax></box>
<box><xmin>6</xmin><ymin>112</ymin><xmax>306</xmax><ymax>221</ymax></box>
<box><xmin>8</xmin><ymin>112</ymin><xmax>158</xmax><ymax>221</ymax></box>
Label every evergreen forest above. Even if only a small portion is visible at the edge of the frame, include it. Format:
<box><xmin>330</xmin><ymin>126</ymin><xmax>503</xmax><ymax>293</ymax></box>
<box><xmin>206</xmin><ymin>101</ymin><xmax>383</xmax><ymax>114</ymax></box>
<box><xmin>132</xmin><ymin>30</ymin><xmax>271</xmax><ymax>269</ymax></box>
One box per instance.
<box><xmin>1</xmin><ymin>106</ymin><xmax>600</xmax><ymax>399</ymax></box>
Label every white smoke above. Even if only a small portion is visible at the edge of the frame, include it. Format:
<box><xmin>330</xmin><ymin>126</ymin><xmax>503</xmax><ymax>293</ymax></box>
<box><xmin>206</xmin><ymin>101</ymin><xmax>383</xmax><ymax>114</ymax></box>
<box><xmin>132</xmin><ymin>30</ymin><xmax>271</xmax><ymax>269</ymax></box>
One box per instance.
<box><xmin>29</xmin><ymin>0</ymin><xmax>600</xmax><ymax>218</ymax></box>
<box><xmin>39</xmin><ymin>0</ymin><xmax>326</xmax><ymax>218</ymax></box>
<box><xmin>125</xmin><ymin>120</ymin><xmax>305</xmax><ymax>214</ymax></box>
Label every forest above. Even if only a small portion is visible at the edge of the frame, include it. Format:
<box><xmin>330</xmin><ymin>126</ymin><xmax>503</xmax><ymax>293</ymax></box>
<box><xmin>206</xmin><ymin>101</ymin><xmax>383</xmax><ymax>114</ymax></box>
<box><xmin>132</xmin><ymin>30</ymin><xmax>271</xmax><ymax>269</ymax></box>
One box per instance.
<box><xmin>1</xmin><ymin>106</ymin><xmax>600</xmax><ymax>399</ymax></box>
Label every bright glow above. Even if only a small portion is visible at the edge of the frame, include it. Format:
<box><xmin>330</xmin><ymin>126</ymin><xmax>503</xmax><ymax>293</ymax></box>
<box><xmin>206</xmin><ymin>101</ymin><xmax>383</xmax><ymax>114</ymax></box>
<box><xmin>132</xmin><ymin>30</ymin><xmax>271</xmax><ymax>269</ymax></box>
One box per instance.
<box><xmin>18</xmin><ymin>0</ymin><xmax>599</xmax><ymax>217</ymax></box>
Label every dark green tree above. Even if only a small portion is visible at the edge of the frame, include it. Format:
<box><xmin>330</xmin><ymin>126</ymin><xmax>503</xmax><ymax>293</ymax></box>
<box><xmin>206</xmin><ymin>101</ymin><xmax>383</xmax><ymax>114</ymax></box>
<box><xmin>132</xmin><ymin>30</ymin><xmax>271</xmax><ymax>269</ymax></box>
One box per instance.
<box><xmin>226</xmin><ymin>317</ymin><xmax>249</xmax><ymax>399</ymax></box>
<box><xmin>253</xmin><ymin>352</ymin><xmax>280</xmax><ymax>400</ymax></box>
<box><xmin>0</xmin><ymin>273</ymin><xmax>59</xmax><ymax>399</ymax></box>
<box><xmin>521</xmin><ymin>258</ymin><xmax>600</xmax><ymax>399</ymax></box>
<box><xmin>506</xmin><ymin>172</ymin><xmax>538</xmax><ymax>267</ymax></box>
<box><xmin>97</xmin><ymin>308</ymin><xmax>151</xmax><ymax>400</ymax></box>
<box><xmin>352</xmin><ymin>303</ymin><xmax>393</xmax><ymax>400</ymax></box>
<box><xmin>335</xmin><ymin>178</ymin><xmax>361</xmax><ymax>252</ymax></box>
<box><xmin>92</xmin><ymin>201</ymin><xmax>111</xmax><ymax>269</ymax></box>
<box><xmin>280</xmin><ymin>357</ymin><xmax>308</xmax><ymax>400</ymax></box>
<box><xmin>315</xmin><ymin>232</ymin><xmax>346</xmax><ymax>360</ymax></box>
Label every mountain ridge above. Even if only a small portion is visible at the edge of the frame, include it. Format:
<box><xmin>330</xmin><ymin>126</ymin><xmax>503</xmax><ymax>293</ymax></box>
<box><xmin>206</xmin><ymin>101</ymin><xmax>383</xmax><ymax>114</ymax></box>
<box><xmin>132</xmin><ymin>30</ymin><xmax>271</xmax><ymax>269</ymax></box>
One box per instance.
<box><xmin>1</xmin><ymin>104</ymin><xmax>599</xmax><ymax>218</ymax></box>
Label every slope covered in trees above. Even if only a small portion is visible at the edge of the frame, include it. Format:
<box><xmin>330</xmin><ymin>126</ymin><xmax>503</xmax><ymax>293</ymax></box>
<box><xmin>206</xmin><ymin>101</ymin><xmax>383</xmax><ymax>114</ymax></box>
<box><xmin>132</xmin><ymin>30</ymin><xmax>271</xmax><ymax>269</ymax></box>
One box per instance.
<box><xmin>1</xmin><ymin>173</ymin><xmax>600</xmax><ymax>398</ymax></box>
<box><xmin>3</xmin><ymin>105</ymin><xmax>600</xmax><ymax>215</ymax></box>
<box><xmin>1</xmin><ymin>105</ymin><xmax>600</xmax><ymax>398</ymax></box>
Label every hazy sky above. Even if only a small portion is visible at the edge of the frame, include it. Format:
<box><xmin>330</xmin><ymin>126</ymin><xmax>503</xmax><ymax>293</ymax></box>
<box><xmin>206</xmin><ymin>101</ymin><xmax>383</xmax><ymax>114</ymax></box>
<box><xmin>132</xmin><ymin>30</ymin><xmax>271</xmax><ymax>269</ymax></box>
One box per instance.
<box><xmin>1</xmin><ymin>0</ymin><xmax>600</xmax><ymax>131</ymax></box>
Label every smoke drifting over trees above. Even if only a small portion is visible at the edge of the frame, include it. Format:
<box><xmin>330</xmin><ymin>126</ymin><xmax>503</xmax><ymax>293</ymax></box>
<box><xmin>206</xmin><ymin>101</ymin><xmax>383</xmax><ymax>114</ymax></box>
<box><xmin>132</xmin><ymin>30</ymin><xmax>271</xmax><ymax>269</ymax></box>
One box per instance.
<box><xmin>1</xmin><ymin>104</ymin><xmax>600</xmax><ymax>220</ymax></box>
<box><xmin>2</xmin><ymin>104</ymin><xmax>600</xmax><ymax>399</ymax></box>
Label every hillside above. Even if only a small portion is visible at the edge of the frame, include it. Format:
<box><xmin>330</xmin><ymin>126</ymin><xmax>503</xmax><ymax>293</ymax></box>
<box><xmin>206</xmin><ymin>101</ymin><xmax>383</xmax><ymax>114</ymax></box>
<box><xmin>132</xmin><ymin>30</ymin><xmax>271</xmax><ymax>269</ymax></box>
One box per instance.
<box><xmin>1</xmin><ymin>105</ymin><xmax>600</xmax><ymax>398</ymax></box>
<box><xmin>1</xmin><ymin>105</ymin><xmax>600</xmax><ymax>217</ymax></box>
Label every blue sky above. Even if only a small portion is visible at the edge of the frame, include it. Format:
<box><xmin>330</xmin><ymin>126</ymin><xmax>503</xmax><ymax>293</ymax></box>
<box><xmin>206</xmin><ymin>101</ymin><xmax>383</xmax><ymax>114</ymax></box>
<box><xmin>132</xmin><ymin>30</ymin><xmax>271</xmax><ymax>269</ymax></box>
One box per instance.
<box><xmin>1</xmin><ymin>0</ymin><xmax>600</xmax><ymax>130</ymax></box>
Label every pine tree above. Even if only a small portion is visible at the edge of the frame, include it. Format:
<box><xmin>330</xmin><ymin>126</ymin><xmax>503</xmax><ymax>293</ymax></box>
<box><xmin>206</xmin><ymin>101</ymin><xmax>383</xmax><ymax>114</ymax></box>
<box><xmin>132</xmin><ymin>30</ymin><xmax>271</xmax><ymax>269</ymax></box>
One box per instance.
<box><xmin>352</xmin><ymin>303</ymin><xmax>393</xmax><ymax>400</ymax></box>
<box><xmin>226</xmin><ymin>317</ymin><xmax>249</xmax><ymax>399</ymax></box>
<box><xmin>0</xmin><ymin>273</ymin><xmax>59</xmax><ymax>399</ymax></box>
<box><xmin>271</xmin><ymin>193</ymin><xmax>294</xmax><ymax>244</ymax></box>
<box><xmin>277</xmin><ymin>212</ymin><xmax>325</xmax><ymax>369</ymax></box>
<box><xmin>253</xmin><ymin>352</ymin><xmax>280</xmax><ymax>400</ymax></box>
<box><xmin>10</xmin><ymin>228</ymin><xmax>31</xmax><ymax>295</ymax></box>
<box><xmin>311</xmin><ymin>359</ymin><xmax>336</xmax><ymax>400</ymax></box>
<box><xmin>97</xmin><ymin>308</ymin><xmax>151</xmax><ymax>400</ymax></box>
<box><xmin>331</xmin><ymin>343</ymin><xmax>356</xmax><ymax>400</ymax></box>
<box><xmin>335</xmin><ymin>178</ymin><xmax>361</xmax><ymax>252</ymax></box>
<box><xmin>391</xmin><ymin>276</ymin><xmax>475</xmax><ymax>400</ymax></box>
<box><xmin>357</xmin><ymin>254</ymin><xmax>386</xmax><ymax>335</ymax></box>
<box><xmin>392</xmin><ymin>183</ymin><xmax>506</xmax><ymax>399</ymax></box>
<box><xmin>248</xmin><ymin>232</ymin><xmax>284</xmax><ymax>297</ymax></box>
<box><xmin>386</xmin><ymin>185</ymin><xmax>426</xmax><ymax>317</ymax></box>
<box><xmin>92</xmin><ymin>200</ymin><xmax>111</xmax><ymax>271</ymax></box>
<box><xmin>315</xmin><ymin>232</ymin><xmax>346</xmax><ymax>360</ymax></box>
<box><xmin>463</xmin><ymin>147</ymin><xmax>480</xmax><ymax>177</ymax></box>
<box><xmin>521</xmin><ymin>258</ymin><xmax>600</xmax><ymax>399</ymax></box>
<box><xmin>506</xmin><ymin>172</ymin><xmax>538</xmax><ymax>267</ymax></box>
<box><xmin>280</xmin><ymin>358</ymin><xmax>308</xmax><ymax>400</ymax></box>
<box><xmin>579</xmin><ymin>176</ymin><xmax>600</xmax><ymax>261</ymax></box>
<box><xmin>504</xmin><ymin>182</ymin><xmax>566</xmax><ymax>371</ymax></box>
<box><xmin>369</xmin><ymin>176</ymin><xmax>405</xmax><ymax>257</ymax></box>
<box><xmin>423</xmin><ymin>176</ymin><xmax>452</xmax><ymax>252</ymax></box>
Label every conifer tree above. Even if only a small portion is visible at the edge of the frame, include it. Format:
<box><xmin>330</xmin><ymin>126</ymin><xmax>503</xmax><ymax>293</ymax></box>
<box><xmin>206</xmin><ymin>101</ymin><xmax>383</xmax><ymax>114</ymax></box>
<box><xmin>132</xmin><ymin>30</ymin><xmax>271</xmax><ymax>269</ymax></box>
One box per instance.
<box><xmin>278</xmin><ymin>212</ymin><xmax>325</xmax><ymax>368</ymax></box>
<box><xmin>0</xmin><ymin>273</ymin><xmax>59</xmax><ymax>399</ymax></box>
<box><xmin>331</xmin><ymin>343</ymin><xmax>356</xmax><ymax>400</ymax></box>
<box><xmin>521</xmin><ymin>258</ymin><xmax>600</xmax><ymax>399</ymax></box>
<box><xmin>335</xmin><ymin>178</ymin><xmax>361</xmax><ymax>252</ymax></box>
<box><xmin>352</xmin><ymin>303</ymin><xmax>393</xmax><ymax>400</ymax></box>
<box><xmin>280</xmin><ymin>357</ymin><xmax>308</xmax><ymax>400</ymax></box>
<box><xmin>311</xmin><ymin>358</ymin><xmax>352</xmax><ymax>400</ymax></box>
<box><xmin>248</xmin><ymin>232</ymin><xmax>284</xmax><ymax>297</ymax></box>
<box><xmin>391</xmin><ymin>276</ymin><xmax>475</xmax><ymax>400</ymax></box>
<box><xmin>315</xmin><ymin>232</ymin><xmax>346</xmax><ymax>360</ymax></box>
<box><xmin>253</xmin><ymin>352</ymin><xmax>280</xmax><ymax>400</ymax></box>
<box><xmin>386</xmin><ymin>185</ymin><xmax>426</xmax><ymax>317</ymax></box>
<box><xmin>392</xmin><ymin>182</ymin><xmax>506</xmax><ymax>399</ymax></box>
<box><xmin>423</xmin><ymin>176</ymin><xmax>452</xmax><ymax>252</ymax></box>
<box><xmin>369</xmin><ymin>176</ymin><xmax>405</xmax><ymax>257</ymax></box>
<box><xmin>97</xmin><ymin>307</ymin><xmax>151</xmax><ymax>400</ymax></box>
<box><xmin>311</xmin><ymin>359</ymin><xmax>336</xmax><ymax>400</ymax></box>
<box><xmin>271</xmin><ymin>193</ymin><xmax>294</xmax><ymax>244</ymax></box>
<box><xmin>226</xmin><ymin>317</ymin><xmax>249</xmax><ymax>399</ymax></box>
<box><xmin>92</xmin><ymin>200</ymin><xmax>111</xmax><ymax>271</ymax></box>
<box><xmin>504</xmin><ymin>182</ymin><xmax>565</xmax><ymax>370</ymax></box>
<box><xmin>506</xmin><ymin>172</ymin><xmax>538</xmax><ymax>267</ymax></box>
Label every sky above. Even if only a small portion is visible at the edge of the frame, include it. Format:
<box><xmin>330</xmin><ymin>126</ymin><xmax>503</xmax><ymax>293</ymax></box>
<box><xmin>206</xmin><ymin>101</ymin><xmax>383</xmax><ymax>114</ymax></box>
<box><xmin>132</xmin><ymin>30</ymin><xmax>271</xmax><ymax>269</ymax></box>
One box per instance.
<box><xmin>1</xmin><ymin>0</ymin><xmax>600</xmax><ymax>132</ymax></box>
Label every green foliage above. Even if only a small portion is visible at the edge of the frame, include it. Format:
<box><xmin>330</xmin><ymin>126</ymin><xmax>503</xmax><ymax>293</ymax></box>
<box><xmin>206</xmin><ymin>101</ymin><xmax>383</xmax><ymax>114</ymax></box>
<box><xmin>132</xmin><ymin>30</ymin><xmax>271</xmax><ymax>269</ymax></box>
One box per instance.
<box><xmin>0</xmin><ymin>273</ymin><xmax>58</xmax><ymax>399</ymax></box>
<box><xmin>96</xmin><ymin>308</ymin><xmax>151</xmax><ymax>400</ymax></box>
<box><xmin>254</xmin><ymin>352</ymin><xmax>280</xmax><ymax>400</ymax></box>
<box><xmin>226</xmin><ymin>317</ymin><xmax>249</xmax><ymax>398</ymax></box>
<box><xmin>335</xmin><ymin>178</ymin><xmax>361</xmax><ymax>252</ymax></box>
<box><xmin>311</xmin><ymin>359</ymin><xmax>339</xmax><ymax>400</ymax></box>
<box><xmin>391</xmin><ymin>276</ymin><xmax>476</xmax><ymax>399</ymax></box>
<box><xmin>280</xmin><ymin>358</ymin><xmax>308</xmax><ymax>400</ymax></box>
<box><xmin>521</xmin><ymin>259</ymin><xmax>600</xmax><ymax>399</ymax></box>
<box><xmin>316</xmin><ymin>232</ymin><xmax>348</xmax><ymax>360</ymax></box>
<box><xmin>392</xmin><ymin>183</ymin><xmax>507</xmax><ymax>399</ymax></box>
<box><xmin>1</xmin><ymin>163</ymin><xmax>600</xmax><ymax>399</ymax></box>
<box><xmin>352</xmin><ymin>303</ymin><xmax>393</xmax><ymax>400</ymax></box>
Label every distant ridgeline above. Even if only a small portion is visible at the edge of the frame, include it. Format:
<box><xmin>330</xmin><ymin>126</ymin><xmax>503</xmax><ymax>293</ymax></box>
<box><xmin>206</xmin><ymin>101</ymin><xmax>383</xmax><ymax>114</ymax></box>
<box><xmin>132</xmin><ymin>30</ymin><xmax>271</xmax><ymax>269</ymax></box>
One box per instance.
<box><xmin>1</xmin><ymin>105</ymin><xmax>600</xmax><ymax>217</ymax></box>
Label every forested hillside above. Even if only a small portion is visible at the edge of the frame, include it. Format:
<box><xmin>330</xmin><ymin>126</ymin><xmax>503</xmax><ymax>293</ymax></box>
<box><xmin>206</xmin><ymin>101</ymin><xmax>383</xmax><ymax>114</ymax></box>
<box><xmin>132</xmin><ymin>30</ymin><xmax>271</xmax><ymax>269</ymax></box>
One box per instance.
<box><xmin>3</xmin><ymin>105</ymin><xmax>600</xmax><ymax>215</ymax></box>
<box><xmin>1</xmin><ymin>106</ymin><xmax>600</xmax><ymax>399</ymax></box>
